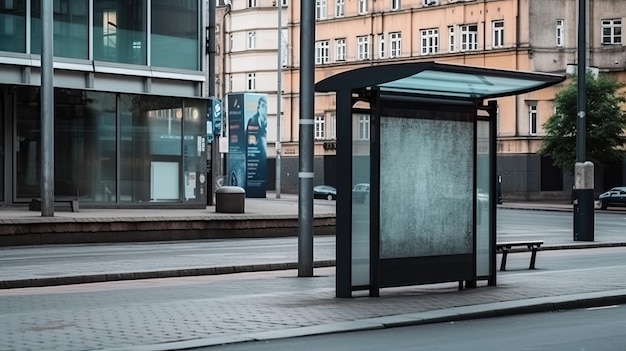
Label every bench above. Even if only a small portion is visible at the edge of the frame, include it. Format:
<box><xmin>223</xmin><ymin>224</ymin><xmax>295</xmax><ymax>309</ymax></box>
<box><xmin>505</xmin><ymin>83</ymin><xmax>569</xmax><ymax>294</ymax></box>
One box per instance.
<box><xmin>29</xmin><ymin>198</ymin><xmax>79</xmax><ymax>212</ymax></box>
<box><xmin>496</xmin><ymin>240</ymin><xmax>543</xmax><ymax>271</ymax></box>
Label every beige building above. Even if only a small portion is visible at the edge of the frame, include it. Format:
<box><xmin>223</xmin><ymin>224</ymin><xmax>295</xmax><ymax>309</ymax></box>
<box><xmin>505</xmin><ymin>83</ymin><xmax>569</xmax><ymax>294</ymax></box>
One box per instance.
<box><xmin>214</xmin><ymin>0</ymin><xmax>626</xmax><ymax>198</ymax></box>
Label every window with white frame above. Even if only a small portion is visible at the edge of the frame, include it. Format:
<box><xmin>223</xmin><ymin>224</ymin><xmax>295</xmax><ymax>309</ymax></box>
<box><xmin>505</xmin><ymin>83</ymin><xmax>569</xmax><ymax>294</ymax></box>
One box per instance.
<box><xmin>357</xmin><ymin>35</ymin><xmax>370</xmax><ymax>60</ymax></box>
<box><xmin>315</xmin><ymin>115</ymin><xmax>326</xmax><ymax>139</ymax></box>
<box><xmin>281</xmin><ymin>0</ymin><xmax>288</xmax><ymax>6</ymax></box>
<box><xmin>422</xmin><ymin>0</ymin><xmax>437</xmax><ymax>5</ymax></box>
<box><xmin>247</xmin><ymin>0</ymin><xmax>257</xmax><ymax>8</ymax></box>
<box><xmin>335</xmin><ymin>38</ymin><xmax>346</xmax><ymax>61</ymax></box>
<box><xmin>335</xmin><ymin>0</ymin><xmax>344</xmax><ymax>17</ymax></box>
<box><xmin>602</xmin><ymin>19</ymin><xmax>622</xmax><ymax>45</ymax></box>
<box><xmin>358</xmin><ymin>0</ymin><xmax>368</xmax><ymax>14</ymax></box>
<box><xmin>556</xmin><ymin>19</ymin><xmax>564</xmax><ymax>47</ymax></box>
<box><xmin>315</xmin><ymin>40</ymin><xmax>330</xmax><ymax>64</ymax></box>
<box><xmin>247</xmin><ymin>73</ymin><xmax>256</xmax><ymax>91</ymax></box>
<box><xmin>230</xmin><ymin>34</ymin><xmax>233</xmax><ymax>51</ymax></box>
<box><xmin>492</xmin><ymin>20</ymin><xmax>504</xmax><ymax>48</ymax></box>
<box><xmin>460</xmin><ymin>24</ymin><xmax>478</xmax><ymax>51</ymax></box>
<box><xmin>529</xmin><ymin>104</ymin><xmax>537</xmax><ymax>135</ymax></box>
<box><xmin>247</xmin><ymin>31</ymin><xmax>256</xmax><ymax>49</ymax></box>
<box><xmin>390</xmin><ymin>32</ymin><xmax>401</xmax><ymax>57</ymax></box>
<box><xmin>358</xmin><ymin>115</ymin><xmax>370</xmax><ymax>140</ymax></box>
<box><xmin>391</xmin><ymin>0</ymin><xmax>400</xmax><ymax>11</ymax></box>
<box><xmin>378</xmin><ymin>34</ymin><xmax>385</xmax><ymax>58</ymax></box>
<box><xmin>329</xmin><ymin>114</ymin><xmax>337</xmax><ymax>139</ymax></box>
<box><xmin>421</xmin><ymin>28</ymin><xmax>438</xmax><ymax>54</ymax></box>
<box><xmin>448</xmin><ymin>26</ymin><xmax>455</xmax><ymax>52</ymax></box>
<box><xmin>316</xmin><ymin>0</ymin><xmax>327</xmax><ymax>20</ymax></box>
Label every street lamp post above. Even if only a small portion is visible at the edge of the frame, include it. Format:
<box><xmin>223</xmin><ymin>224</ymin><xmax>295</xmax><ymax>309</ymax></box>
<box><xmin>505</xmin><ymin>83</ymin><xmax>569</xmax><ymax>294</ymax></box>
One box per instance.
<box><xmin>573</xmin><ymin>0</ymin><xmax>594</xmax><ymax>241</ymax></box>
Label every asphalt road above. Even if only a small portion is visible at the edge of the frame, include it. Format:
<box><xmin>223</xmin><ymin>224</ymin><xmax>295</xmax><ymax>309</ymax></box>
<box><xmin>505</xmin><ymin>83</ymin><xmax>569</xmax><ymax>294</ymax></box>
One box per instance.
<box><xmin>201</xmin><ymin>304</ymin><xmax>626</xmax><ymax>351</ymax></box>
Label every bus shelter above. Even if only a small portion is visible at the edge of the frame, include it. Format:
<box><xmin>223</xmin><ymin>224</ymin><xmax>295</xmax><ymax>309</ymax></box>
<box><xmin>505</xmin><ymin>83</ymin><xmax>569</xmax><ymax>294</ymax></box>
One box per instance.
<box><xmin>315</xmin><ymin>62</ymin><xmax>564</xmax><ymax>298</ymax></box>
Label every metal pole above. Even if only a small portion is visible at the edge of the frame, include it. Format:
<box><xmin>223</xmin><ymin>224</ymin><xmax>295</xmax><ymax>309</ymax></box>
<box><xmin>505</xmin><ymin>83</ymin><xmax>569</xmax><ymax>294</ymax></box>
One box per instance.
<box><xmin>41</xmin><ymin>0</ymin><xmax>54</xmax><ymax>217</ymax></box>
<box><xmin>298</xmin><ymin>0</ymin><xmax>314</xmax><ymax>277</ymax></box>
<box><xmin>275</xmin><ymin>0</ymin><xmax>282</xmax><ymax>199</ymax></box>
<box><xmin>577</xmin><ymin>0</ymin><xmax>586</xmax><ymax>163</ymax></box>
<box><xmin>574</xmin><ymin>0</ymin><xmax>594</xmax><ymax>241</ymax></box>
<box><xmin>208</xmin><ymin>0</ymin><xmax>219</xmax><ymax>206</ymax></box>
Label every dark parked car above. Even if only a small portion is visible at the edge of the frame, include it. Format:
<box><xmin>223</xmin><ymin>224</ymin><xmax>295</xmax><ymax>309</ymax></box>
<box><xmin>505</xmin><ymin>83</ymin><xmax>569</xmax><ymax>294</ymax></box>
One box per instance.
<box><xmin>313</xmin><ymin>185</ymin><xmax>336</xmax><ymax>200</ymax></box>
<box><xmin>599</xmin><ymin>187</ymin><xmax>626</xmax><ymax>210</ymax></box>
<box><xmin>352</xmin><ymin>183</ymin><xmax>370</xmax><ymax>204</ymax></box>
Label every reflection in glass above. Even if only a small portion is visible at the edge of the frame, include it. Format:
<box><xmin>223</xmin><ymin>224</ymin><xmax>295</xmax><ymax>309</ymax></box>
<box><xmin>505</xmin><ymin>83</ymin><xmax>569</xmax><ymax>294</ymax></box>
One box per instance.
<box><xmin>93</xmin><ymin>0</ymin><xmax>146</xmax><ymax>65</ymax></box>
<box><xmin>476</xmin><ymin>120</ymin><xmax>490</xmax><ymax>276</ymax></box>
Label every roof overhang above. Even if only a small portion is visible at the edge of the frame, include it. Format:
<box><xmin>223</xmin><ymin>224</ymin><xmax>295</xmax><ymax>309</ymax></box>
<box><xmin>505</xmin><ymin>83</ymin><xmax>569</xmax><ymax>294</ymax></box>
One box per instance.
<box><xmin>315</xmin><ymin>61</ymin><xmax>565</xmax><ymax>101</ymax></box>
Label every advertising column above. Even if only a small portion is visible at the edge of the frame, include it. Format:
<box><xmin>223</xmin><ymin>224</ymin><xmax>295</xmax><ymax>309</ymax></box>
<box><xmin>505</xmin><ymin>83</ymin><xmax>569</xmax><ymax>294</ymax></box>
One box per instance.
<box><xmin>244</xmin><ymin>93</ymin><xmax>268</xmax><ymax>198</ymax></box>
<box><xmin>226</xmin><ymin>93</ymin><xmax>267</xmax><ymax>198</ymax></box>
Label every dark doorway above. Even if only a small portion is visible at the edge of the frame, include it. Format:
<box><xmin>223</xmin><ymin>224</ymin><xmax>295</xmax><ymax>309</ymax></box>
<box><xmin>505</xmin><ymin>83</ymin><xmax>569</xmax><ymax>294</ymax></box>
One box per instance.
<box><xmin>540</xmin><ymin>156</ymin><xmax>563</xmax><ymax>191</ymax></box>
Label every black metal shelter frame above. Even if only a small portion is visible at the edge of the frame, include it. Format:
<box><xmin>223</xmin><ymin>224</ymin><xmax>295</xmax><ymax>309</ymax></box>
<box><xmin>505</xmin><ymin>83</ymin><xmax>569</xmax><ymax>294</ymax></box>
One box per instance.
<box><xmin>315</xmin><ymin>62</ymin><xmax>565</xmax><ymax>298</ymax></box>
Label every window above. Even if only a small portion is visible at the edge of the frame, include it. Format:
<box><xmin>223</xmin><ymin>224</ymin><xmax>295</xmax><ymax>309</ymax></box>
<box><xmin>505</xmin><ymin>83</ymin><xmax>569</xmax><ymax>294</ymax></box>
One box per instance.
<box><xmin>422</xmin><ymin>0</ymin><xmax>437</xmax><ymax>5</ymax></box>
<box><xmin>492</xmin><ymin>20</ymin><xmax>504</xmax><ymax>48</ymax></box>
<box><xmin>315</xmin><ymin>116</ymin><xmax>326</xmax><ymax>139</ymax></box>
<box><xmin>529</xmin><ymin>104</ymin><xmax>537</xmax><ymax>135</ymax></box>
<box><xmin>330</xmin><ymin>114</ymin><xmax>337</xmax><ymax>139</ymax></box>
<box><xmin>357</xmin><ymin>36</ymin><xmax>370</xmax><ymax>60</ymax></box>
<box><xmin>448</xmin><ymin>26</ymin><xmax>455</xmax><ymax>52</ymax></box>
<box><xmin>247</xmin><ymin>73</ymin><xmax>256</xmax><ymax>91</ymax></box>
<box><xmin>93</xmin><ymin>1</ymin><xmax>146</xmax><ymax>65</ymax></box>
<box><xmin>316</xmin><ymin>0</ymin><xmax>327</xmax><ymax>20</ymax></box>
<box><xmin>335</xmin><ymin>38</ymin><xmax>346</xmax><ymax>61</ymax></box>
<box><xmin>378</xmin><ymin>34</ymin><xmax>385</xmax><ymax>58</ymax></box>
<box><xmin>421</xmin><ymin>28</ymin><xmax>438</xmax><ymax>55</ymax></box>
<box><xmin>247</xmin><ymin>31</ymin><xmax>256</xmax><ymax>49</ymax></box>
<box><xmin>282</xmin><ymin>0</ymin><xmax>288</xmax><ymax>6</ymax></box>
<box><xmin>391</xmin><ymin>0</ymin><xmax>401</xmax><ymax>10</ymax></box>
<box><xmin>460</xmin><ymin>24</ymin><xmax>478</xmax><ymax>51</ymax></box>
<box><xmin>389</xmin><ymin>32</ymin><xmax>401</xmax><ymax>58</ymax></box>
<box><xmin>358</xmin><ymin>0</ymin><xmax>368</xmax><ymax>14</ymax></box>
<box><xmin>150</xmin><ymin>0</ymin><xmax>199</xmax><ymax>70</ymax></box>
<box><xmin>556</xmin><ymin>19</ymin><xmax>564</xmax><ymax>47</ymax></box>
<box><xmin>602</xmin><ymin>19</ymin><xmax>622</xmax><ymax>45</ymax></box>
<box><xmin>335</xmin><ymin>0</ymin><xmax>344</xmax><ymax>17</ymax></box>
<box><xmin>358</xmin><ymin>115</ymin><xmax>370</xmax><ymax>140</ymax></box>
<box><xmin>247</xmin><ymin>0</ymin><xmax>257</xmax><ymax>7</ymax></box>
<box><xmin>315</xmin><ymin>40</ymin><xmax>330</xmax><ymax>64</ymax></box>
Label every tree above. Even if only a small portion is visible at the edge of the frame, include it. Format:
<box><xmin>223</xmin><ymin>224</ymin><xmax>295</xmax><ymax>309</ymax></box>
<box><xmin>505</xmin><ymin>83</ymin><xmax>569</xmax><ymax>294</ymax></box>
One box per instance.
<box><xmin>539</xmin><ymin>73</ymin><xmax>626</xmax><ymax>170</ymax></box>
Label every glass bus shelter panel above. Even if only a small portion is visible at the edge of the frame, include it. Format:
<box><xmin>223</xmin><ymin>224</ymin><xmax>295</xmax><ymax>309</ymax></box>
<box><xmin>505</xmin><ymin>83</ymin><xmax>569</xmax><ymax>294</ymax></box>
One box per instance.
<box><xmin>476</xmin><ymin>120</ymin><xmax>491</xmax><ymax>277</ymax></box>
<box><xmin>351</xmin><ymin>113</ymin><xmax>371</xmax><ymax>287</ymax></box>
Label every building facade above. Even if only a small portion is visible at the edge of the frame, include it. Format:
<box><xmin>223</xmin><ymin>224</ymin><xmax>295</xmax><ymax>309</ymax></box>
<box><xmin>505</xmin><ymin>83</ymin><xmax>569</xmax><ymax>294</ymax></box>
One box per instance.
<box><xmin>215</xmin><ymin>0</ymin><xmax>626</xmax><ymax>200</ymax></box>
<box><xmin>0</xmin><ymin>0</ymin><xmax>208</xmax><ymax>208</ymax></box>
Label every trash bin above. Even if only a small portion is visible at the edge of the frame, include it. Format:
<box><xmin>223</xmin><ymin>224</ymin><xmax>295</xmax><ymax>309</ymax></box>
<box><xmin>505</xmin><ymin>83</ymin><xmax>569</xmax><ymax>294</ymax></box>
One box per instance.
<box><xmin>215</xmin><ymin>186</ymin><xmax>245</xmax><ymax>213</ymax></box>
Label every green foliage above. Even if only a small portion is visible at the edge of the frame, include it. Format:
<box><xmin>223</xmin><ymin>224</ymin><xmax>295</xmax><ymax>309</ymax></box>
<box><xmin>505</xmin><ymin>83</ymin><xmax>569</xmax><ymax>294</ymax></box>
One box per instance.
<box><xmin>539</xmin><ymin>73</ymin><xmax>626</xmax><ymax>170</ymax></box>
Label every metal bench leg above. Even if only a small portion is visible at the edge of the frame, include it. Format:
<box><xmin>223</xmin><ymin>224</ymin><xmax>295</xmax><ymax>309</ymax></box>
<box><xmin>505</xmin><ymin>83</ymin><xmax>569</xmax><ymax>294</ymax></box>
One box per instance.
<box><xmin>499</xmin><ymin>249</ymin><xmax>509</xmax><ymax>271</ymax></box>
<box><xmin>529</xmin><ymin>247</ymin><xmax>538</xmax><ymax>269</ymax></box>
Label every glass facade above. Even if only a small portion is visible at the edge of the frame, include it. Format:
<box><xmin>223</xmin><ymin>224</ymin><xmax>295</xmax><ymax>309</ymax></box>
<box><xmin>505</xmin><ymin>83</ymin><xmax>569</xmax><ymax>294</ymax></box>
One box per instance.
<box><xmin>0</xmin><ymin>0</ymin><xmax>26</xmax><ymax>53</ymax></box>
<box><xmin>94</xmin><ymin>0</ymin><xmax>147</xmax><ymax>65</ymax></box>
<box><xmin>151</xmin><ymin>0</ymin><xmax>199</xmax><ymax>70</ymax></box>
<box><xmin>31</xmin><ymin>0</ymin><xmax>89</xmax><ymax>59</ymax></box>
<box><xmin>0</xmin><ymin>0</ymin><xmax>200</xmax><ymax>70</ymax></box>
<box><xmin>14</xmin><ymin>86</ymin><xmax>207</xmax><ymax>206</ymax></box>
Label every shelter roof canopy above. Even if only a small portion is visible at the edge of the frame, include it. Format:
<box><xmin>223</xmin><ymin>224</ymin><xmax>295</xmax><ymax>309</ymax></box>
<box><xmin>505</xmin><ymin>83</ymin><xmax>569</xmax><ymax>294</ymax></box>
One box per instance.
<box><xmin>315</xmin><ymin>61</ymin><xmax>565</xmax><ymax>100</ymax></box>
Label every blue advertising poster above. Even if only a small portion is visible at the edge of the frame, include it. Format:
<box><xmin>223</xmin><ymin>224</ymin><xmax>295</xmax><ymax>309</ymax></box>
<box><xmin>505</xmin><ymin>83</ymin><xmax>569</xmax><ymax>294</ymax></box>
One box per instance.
<box><xmin>243</xmin><ymin>93</ymin><xmax>267</xmax><ymax>198</ymax></box>
<box><xmin>227</xmin><ymin>94</ymin><xmax>246</xmax><ymax>188</ymax></box>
